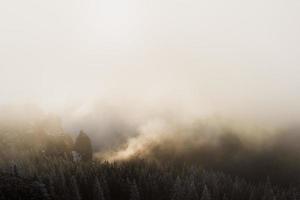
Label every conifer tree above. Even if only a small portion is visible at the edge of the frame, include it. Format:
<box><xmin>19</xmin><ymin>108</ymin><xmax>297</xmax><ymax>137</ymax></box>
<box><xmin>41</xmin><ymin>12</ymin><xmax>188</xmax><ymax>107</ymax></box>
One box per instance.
<box><xmin>263</xmin><ymin>178</ymin><xmax>276</xmax><ymax>200</ymax></box>
<box><xmin>185</xmin><ymin>180</ymin><xmax>199</xmax><ymax>200</ymax></box>
<box><xmin>12</xmin><ymin>164</ymin><xmax>18</xmax><ymax>176</ymax></box>
<box><xmin>70</xmin><ymin>176</ymin><xmax>81</xmax><ymax>200</ymax></box>
<box><xmin>100</xmin><ymin>176</ymin><xmax>110</xmax><ymax>200</ymax></box>
<box><xmin>48</xmin><ymin>178</ymin><xmax>57</xmax><ymax>200</ymax></box>
<box><xmin>32</xmin><ymin>181</ymin><xmax>50</xmax><ymax>200</ymax></box>
<box><xmin>94</xmin><ymin>177</ymin><xmax>106</xmax><ymax>200</ymax></box>
<box><xmin>201</xmin><ymin>185</ymin><xmax>211</xmax><ymax>200</ymax></box>
<box><xmin>59</xmin><ymin>167</ymin><xmax>66</xmax><ymax>189</ymax></box>
<box><xmin>129</xmin><ymin>180</ymin><xmax>140</xmax><ymax>200</ymax></box>
<box><xmin>74</xmin><ymin>130</ymin><xmax>93</xmax><ymax>161</ymax></box>
<box><xmin>171</xmin><ymin>177</ymin><xmax>184</xmax><ymax>200</ymax></box>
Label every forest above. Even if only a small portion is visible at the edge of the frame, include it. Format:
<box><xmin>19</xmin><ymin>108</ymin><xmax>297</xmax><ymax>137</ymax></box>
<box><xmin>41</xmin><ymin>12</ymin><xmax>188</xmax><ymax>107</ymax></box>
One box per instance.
<box><xmin>0</xmin><ymin>114</ymin><xmax>299</xmax><ymax>200</ymax></box>
<box><xmin>2</xmin><ymin>0</ymin><xmax>300</xmax><ymax>199</ymax></box>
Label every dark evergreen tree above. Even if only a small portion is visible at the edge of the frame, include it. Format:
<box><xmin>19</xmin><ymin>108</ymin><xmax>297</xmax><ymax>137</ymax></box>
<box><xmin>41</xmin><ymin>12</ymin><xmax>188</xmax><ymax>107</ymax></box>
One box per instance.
<box><xmin>0</xmin><ymin>173</ymin><xmax>50</xmax><ymax>200</ymax></box>
<box><xmin>129</xmin><ymin>180</ymin><xmax>140</xmax><ymax>200</ymax></box>
<box><xmin>70</xmin><ymin>176</ymin><xmax>81</xmax><ymax>200</ymax></box>
<box><xmin>94</xmin><ymin>177</ymin><xmax>106</xmax><ymax>200</ymax></box>
<box><xmin>171</xmin><ymin>177</ymin><xmax>184</xmax><ymax>200</ymax></box>
<box><xmin>201</xmin><ymin>185</ymin><xmax>211</xmax><ymax>200</ymax></box>
<box><xmin>99</xmin><ymin>176</ymin><xmax>110</xmax><ymax>200</ymax></box>
<box><xmin>185</xmin><ymin>180</ymin><xmax>199</xmax><ymax>200</ymax></box>
<box><xmin>12</xmin><ymin>164</ymin><xmax>18</xmax><ymax>176</ymax></box>
<box><xmin>32</xmin><ymin>181</ymin><xmax>50</xmax><ymax>200</ymax></box>
<box><xmin>74</xmin><ymin>130</ymin><xmax>93</xmax><ymax>161</ymax></box>
<box><xmin>48</xmin><ymin>178</ymin><xmax>57</xmax><ymax>200</ymax></box>
<box><xmin>263</xmin><ymin>178</ymin><xmax>276</xmax><ymax>200</ymax></box>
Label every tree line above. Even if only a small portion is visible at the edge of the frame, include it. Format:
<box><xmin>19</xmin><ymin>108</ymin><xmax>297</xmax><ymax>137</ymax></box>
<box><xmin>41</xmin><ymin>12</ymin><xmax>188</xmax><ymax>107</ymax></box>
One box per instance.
<box><xmin>0</xmin><ymin>126</ymin><xmax>299</xmax><ymax>200</ymax></box>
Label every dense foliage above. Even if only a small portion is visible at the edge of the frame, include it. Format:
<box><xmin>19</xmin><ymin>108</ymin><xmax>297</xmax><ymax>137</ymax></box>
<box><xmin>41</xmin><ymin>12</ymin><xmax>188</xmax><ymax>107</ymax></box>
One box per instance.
<box><xmin>0</xmin><ymin>156</ymin><xmax>299</xmax><ymax>200</ymax></box>
<box><xmin>0</xmin><ymin>119</ymin><xmax>299</xmax><ymax>200</ymax></box>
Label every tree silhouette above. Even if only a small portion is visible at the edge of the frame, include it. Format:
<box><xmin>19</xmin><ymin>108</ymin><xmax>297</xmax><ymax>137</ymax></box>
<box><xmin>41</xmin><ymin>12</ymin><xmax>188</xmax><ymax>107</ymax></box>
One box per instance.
<box><xmin>171</xmin><ymin>176</ymin><xmax>184</xmax><ymax>200</ymax></box>
<box><xmin>129</xmin><ymin>180</ymin><xmax>140</xmax><ymax>200</ymax></box>
<box><xmin>94</xmin><ymin>177</ymin><xmax>106</xmax><ymax>200</ymax></box>
<box><xmin>70</xmin><ymin>176</ymin><xmax>81</xmax><ymax>200</ymax></box>
<box><xmin>201</xmin><ymin>185</ymin><xmax>211</xmax><ymax>200</ymax></box>
<box><xmin>74</xmin><ymin>130</ymin><xmax>93</xmax><ymax>161</ymax></box>
<box><xmin>186</xmin><ymin>180</ymin><xmax>199</xmax><ymax>200</ymax></box>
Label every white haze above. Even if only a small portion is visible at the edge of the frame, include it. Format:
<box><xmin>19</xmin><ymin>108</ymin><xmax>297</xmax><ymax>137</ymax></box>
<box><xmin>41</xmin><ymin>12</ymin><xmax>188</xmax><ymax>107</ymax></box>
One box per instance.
<box><xmin>0</xmin><ymin>0</ymin><xmax>300</xmax><ymax>131</ymax></box>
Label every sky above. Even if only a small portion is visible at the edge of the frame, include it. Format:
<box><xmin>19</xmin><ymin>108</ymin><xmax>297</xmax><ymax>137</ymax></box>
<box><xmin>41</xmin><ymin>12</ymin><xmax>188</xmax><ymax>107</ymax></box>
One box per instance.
<box><xmin>0</xmin><ymin>0</ymin><xmax>300</xmax><ymax>126</ymax></box>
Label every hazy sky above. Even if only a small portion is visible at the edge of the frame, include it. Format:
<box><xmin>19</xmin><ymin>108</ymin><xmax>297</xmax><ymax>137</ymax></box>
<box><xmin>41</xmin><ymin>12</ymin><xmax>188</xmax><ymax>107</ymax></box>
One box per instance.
<box><xmin>0</xmin><ymin>0</ymin><xmax>300</xmax><ymax>125</ymax></box>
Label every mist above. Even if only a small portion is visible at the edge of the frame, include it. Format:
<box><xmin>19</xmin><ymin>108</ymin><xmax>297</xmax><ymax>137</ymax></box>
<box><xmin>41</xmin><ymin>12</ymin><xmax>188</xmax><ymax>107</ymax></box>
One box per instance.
<box><xmin>1</xmin><ymin>0</ymin><xmax>300</xmax><ymax>124</ymax></box>
<box><xmin>0</xmin><ymin>102</ymin><xmax>300</xmax><ymax>186</ymax></box>
<box><xmin>1</xmin><ymin>0</ymin><xmax>300</xmax><ymax>190</ymax></box>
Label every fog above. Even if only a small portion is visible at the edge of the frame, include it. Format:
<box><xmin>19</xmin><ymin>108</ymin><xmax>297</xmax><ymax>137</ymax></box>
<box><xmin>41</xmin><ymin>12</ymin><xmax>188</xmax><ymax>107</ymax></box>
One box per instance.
<box><xmin>1</xmin><ymin>0</ymin><xmax>300</xmax><ymax>126</ymax></box>
<box><xmin>1</xmin><ymin>0</ymin><xmax>300</xmax><ymax>185</ymax></box>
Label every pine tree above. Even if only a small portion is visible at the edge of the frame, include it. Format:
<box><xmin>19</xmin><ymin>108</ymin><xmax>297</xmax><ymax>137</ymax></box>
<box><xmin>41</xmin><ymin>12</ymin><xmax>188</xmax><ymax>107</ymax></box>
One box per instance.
<box><xmin>74</xmin><ymin>130</ymin><xmax>93</xmax><ymax>161</ymax></box>
<box><xmin>171</xmin><ymin>177</ymin><xmax>184</xmax><ymax>200</ymax></box>
<box><xmin>185</xmin><ymin>180</ymin><xmax>199</xmax><ymax>200</ymax></box>
<box><xmin>59</xmin><ymin>167</ymin><xmax>66</xmax><ymax>189</ymax></box>
<box><xmin>94</xmin><ymin>177</ymin><xmax>105</xmax><ymax>200</ymax></box>
<box><xmin>32</xmin><ymin>181</ymin><xmax>50</xmax><ymax>200</ymax></box>
<box><xmin>12</xmin><ymin>164</ymin><xmax>18</xmax><ymax>176</ymax></box>
<box><xmin>70</xmin><ymin>176</ymin><xmax>81</xmax><ymax>200</ymax></box>
<box><xmin>48</xmin><ymin>178</ymin><xmax>57</xmax><ymax>200</ymax></box>
<box><xmin>201</xmin><ymin>185</ymin><xmax>211</xmax><ymax>200</ymax></box>
<box><xmin>263</xmin><ymin>178</ymin><xmax>276</xmax><ymax>200</ymax></box>
<box><xmin>129</xmin><ymin>180</ymin><xmax>140</xmax><ymax>200</ymax></box>
<box><xmin>100</xmin><ymin>176</ymin><xmax>110</xmax><ymax>200</ymax></box>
